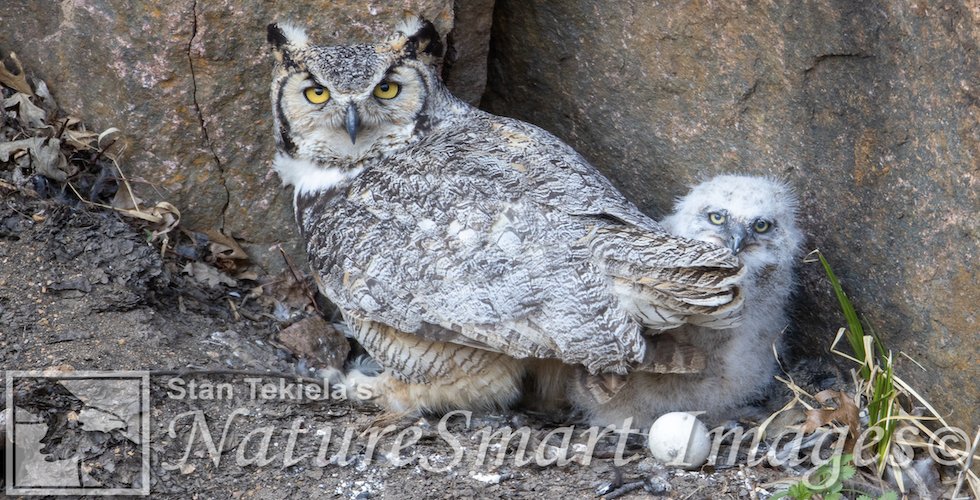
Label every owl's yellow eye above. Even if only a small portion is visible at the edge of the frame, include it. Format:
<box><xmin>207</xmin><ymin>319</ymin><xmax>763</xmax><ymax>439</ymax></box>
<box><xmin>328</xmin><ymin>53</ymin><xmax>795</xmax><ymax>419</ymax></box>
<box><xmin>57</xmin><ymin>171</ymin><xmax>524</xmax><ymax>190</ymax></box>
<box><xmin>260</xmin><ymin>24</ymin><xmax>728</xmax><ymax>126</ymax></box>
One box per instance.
<box><xmin>708</xmin><ymin>212</ymin><xmax>726</xmax><ymax>225</ymax></box>
<box><xmin>373</xmin><ymin>82</ymin><xmax>401</xmax><ymax>99</ymax></box>
<box><xmin>304</xmin><ymin>87</ymin><xmax>330</xmax><ymax>104</ymax></box>
<box><xmin>753</xmin><ymin>220</ymin><xmax>772</xmax><ymax>233</ymax></box>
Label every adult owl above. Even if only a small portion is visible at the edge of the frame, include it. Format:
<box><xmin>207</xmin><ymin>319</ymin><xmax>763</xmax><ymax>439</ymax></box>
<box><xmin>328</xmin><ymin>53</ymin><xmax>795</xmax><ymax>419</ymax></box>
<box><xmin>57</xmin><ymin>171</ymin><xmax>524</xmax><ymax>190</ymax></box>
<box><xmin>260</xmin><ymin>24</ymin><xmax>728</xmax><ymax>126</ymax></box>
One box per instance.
<box><xmin>267</xmin><ymin>19</ymin><xmax>745</xmax><ymax>414</ymax></box>
<box><xmin>571</xmin><ymin>175</ymin><xmax>803</xmax><ymax>427</ymax></box>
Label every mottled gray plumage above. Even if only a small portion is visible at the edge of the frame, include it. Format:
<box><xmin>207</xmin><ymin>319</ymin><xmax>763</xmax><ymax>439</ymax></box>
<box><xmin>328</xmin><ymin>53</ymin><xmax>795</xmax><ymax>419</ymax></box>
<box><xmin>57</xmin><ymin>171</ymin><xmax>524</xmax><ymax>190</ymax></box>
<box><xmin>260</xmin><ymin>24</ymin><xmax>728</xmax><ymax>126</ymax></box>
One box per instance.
<box><xmin>267</xmin><ymin>19</ymin><xmax>745</xmax><ymax>413</ymax></box>
<box><xmin>572</xmin><ymin>175</ymin><xmax>803</xmax><ymax>427</ymax></box>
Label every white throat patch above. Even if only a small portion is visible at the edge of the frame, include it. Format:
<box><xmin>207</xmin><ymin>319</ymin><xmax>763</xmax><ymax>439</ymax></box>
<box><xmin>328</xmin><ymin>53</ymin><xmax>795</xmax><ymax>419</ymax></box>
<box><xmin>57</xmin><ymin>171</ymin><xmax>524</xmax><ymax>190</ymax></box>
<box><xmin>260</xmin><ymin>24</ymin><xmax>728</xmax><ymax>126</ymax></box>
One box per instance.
<box><xmin>272</xmin><ymin>152</ymin><xmax>363</xmax><ymax>198</ymax></box>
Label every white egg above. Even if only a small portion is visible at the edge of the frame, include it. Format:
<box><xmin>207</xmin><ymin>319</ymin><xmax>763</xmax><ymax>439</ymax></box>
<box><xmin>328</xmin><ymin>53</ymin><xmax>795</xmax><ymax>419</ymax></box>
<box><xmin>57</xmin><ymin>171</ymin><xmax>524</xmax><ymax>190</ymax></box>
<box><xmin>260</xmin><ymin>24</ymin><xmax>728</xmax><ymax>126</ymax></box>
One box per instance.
<box><xmin>647</xmin><ymin>412</ymin><xmax>712</xmax><ymax>469</ymax></box>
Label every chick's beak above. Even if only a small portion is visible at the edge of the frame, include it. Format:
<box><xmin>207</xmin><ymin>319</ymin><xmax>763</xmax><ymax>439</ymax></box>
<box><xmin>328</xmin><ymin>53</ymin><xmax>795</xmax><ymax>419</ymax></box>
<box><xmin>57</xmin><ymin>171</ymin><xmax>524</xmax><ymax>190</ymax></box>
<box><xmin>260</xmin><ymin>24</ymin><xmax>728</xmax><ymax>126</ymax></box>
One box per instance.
<box><xmin>729</xmin><ymin>224</ymin><xmax>749</xmax><ymax>255</ymax></box>
<box><xmin>346</xmin><ymin>103</ymin><xmax>361</xmax><ymax>144</ymax></box>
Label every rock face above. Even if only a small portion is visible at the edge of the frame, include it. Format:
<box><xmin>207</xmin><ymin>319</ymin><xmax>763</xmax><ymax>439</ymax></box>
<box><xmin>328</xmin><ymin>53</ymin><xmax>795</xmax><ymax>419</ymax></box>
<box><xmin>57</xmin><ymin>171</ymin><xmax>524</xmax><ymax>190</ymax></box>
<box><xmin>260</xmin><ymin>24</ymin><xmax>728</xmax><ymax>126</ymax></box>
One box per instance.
<box><xmin>2</xmin><ymin>0</ymin><xmax>978</xmax><ymax>435</ymax></box>
<box><xmin>442</xmin><ymin>0</ymin><xmax>496</xmax><ymax>106</ymax></box>
<box><xmin>0</xmin><ymin>0</ymin><xmax>456</xmax><ymax>270</ymax></box>
<box><xmin>482</xmin><ymin>0</ymin><xmax>980</xmax><ymax>433</ymax></box>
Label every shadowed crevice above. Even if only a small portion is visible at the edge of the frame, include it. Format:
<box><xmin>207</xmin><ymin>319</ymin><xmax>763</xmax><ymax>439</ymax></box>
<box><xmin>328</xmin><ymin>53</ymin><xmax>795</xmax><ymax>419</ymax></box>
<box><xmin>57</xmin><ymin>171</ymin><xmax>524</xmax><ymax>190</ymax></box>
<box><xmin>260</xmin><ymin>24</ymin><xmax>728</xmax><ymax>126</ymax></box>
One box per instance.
<box><xmin>187</xmin><ymin>0</ymin><xmax>229</xmax><ymax>230</ymax></box>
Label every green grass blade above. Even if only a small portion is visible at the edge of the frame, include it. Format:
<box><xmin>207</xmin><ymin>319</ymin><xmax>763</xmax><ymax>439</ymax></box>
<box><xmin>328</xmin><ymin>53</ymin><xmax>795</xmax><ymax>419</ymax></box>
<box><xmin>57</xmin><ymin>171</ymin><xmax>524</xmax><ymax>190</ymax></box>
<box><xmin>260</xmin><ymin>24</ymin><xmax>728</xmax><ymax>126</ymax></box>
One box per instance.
<box><xmin>874</xmin><ymin>353</ymin><xmax>897</xmax><ymax>472</ymax></box>
<box><xmin>817</xmin><ymin>251</ymin><xmax>871</xmax><ymax>379</ymax></box>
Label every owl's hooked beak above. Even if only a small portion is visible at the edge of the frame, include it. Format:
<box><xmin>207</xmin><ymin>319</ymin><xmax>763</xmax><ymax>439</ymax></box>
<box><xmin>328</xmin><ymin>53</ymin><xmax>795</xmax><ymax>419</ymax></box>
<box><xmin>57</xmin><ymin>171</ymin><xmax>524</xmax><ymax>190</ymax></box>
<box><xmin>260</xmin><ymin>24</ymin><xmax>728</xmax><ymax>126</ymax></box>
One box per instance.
<box><xmin>346</xmin><ymin>103</ymin><xmax>361</xmax><ymax>144</ymax></box>
<box><xmin>728</xmin><ymin>223</ymin><xmax>749</xmax><ymax>255</ymax></box>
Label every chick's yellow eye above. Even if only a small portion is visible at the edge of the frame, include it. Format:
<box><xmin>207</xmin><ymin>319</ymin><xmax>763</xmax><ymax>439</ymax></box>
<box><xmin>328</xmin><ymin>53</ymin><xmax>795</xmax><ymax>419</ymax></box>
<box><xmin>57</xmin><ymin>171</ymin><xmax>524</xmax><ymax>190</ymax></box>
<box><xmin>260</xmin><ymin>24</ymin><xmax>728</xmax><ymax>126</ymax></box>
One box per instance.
<box><xmin>305</xmin><ymin>87</ymin><xmax>329</xmax><ymax>104</ymax></box>
<box><xmin>754</xmin><ymin>220</ymin><xmax>772</xmax><ymax>233</ymax></box>
<box><xmin>708</xmin><ymin>212</ymin><xmax>726</xmax><ymax>225</ymax></box>
<box><xmin>373</xmin><ymin>82</ymin><xmax>400</xmax><ymax>99</ymax></box>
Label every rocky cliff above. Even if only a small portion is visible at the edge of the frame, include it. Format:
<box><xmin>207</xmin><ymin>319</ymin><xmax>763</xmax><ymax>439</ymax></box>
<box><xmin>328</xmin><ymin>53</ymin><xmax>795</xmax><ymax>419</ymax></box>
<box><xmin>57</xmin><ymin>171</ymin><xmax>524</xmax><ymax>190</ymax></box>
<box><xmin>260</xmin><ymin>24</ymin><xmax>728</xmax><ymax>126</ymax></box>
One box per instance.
<box><xmin>2</xmin><ymin>0</ymin><xmax>977</xmax><ymax>435</ymax></box>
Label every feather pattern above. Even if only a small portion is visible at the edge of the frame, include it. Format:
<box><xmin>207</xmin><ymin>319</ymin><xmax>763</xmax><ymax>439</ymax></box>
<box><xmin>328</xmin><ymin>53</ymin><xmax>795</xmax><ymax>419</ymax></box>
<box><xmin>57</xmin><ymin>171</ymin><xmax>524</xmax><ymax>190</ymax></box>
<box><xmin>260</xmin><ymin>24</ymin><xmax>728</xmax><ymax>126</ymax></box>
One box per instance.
<box><xmin>268</xmin><ymin>19</ymin><xmax>746</xmax><ymax>414</ymax></box>
<box><xmin>571</xmin><ymin>175</ymin><xmax>803</xmax><ymax>427</ymax></box>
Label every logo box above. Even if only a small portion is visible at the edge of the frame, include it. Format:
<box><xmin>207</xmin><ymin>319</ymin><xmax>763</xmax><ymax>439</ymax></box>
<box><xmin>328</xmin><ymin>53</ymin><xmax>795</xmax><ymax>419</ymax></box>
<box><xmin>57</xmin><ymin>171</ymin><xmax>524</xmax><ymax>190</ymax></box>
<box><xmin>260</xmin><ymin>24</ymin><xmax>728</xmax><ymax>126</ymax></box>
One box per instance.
<box><xmin>5</xmin><ymin>370</ymin><xmax>150</xmax><ymax>496</ymax></box>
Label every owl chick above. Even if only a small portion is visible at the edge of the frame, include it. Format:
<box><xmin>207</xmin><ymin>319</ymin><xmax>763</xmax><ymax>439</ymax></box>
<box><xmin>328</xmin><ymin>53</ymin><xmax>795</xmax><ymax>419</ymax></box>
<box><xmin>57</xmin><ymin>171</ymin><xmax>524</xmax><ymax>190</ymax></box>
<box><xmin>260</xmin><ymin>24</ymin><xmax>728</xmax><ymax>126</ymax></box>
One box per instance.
<box><xmin>267</xmin><ymin>19</ymin><xmax>746</xmax><ymax>415</ymax></box>
<box><xmin>571</xmin><ymin>175</ymin><xmax>803</xmax><ymax>428</ymax></box>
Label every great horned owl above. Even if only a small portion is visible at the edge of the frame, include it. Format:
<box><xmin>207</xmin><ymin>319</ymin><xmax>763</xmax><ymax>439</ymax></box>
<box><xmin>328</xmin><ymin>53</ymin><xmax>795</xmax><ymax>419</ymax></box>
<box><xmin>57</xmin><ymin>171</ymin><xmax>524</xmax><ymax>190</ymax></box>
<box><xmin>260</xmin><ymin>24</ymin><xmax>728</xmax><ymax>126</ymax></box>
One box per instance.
<box><xmin>571</xmin><ymin>175</ymin><xmax>803</xmax><ymax>427</ymax></box>
<box><xmin>267</xmin><ymin>19</ymin><xmax>746</xmax><ymax>414</ymax></box>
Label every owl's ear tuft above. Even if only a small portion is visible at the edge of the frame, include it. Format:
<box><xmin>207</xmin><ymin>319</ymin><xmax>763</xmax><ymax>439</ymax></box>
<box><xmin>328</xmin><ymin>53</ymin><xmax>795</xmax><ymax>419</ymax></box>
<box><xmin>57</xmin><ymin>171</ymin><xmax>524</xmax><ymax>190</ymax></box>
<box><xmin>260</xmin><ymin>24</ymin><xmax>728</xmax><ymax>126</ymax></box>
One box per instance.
<box><xmin>407</xmin><ymin>19</ymin><xmax>443</xmax><ymax>59</ymax></box>
<box><xmin>391</xmin><ymin>17</ymin><xmax>443</xmax><ymax>63</ymax></box>
<box><xmin>268</xmin><ymin>23</ymin><xmax>309</xmax><ymax>66</ymax></box>
<box><xmin>268</xmin><ymin>23</ymin><xmax>309</xmax><ymax>51</ymax></box>
<box><xmin>267</xmin><ymin>24</ymin><xmax>289</xmax><ymax>48</ymax></box>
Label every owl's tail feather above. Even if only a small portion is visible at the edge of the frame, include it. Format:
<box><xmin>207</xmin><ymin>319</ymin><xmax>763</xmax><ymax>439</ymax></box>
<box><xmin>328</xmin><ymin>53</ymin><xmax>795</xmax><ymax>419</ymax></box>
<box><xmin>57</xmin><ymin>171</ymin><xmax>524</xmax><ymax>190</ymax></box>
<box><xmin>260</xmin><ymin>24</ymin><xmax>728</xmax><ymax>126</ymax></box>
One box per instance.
<box><xmin>590</xmin><ymin>227</ymin><xmax>746</xmax><ymax>330</ymax></box>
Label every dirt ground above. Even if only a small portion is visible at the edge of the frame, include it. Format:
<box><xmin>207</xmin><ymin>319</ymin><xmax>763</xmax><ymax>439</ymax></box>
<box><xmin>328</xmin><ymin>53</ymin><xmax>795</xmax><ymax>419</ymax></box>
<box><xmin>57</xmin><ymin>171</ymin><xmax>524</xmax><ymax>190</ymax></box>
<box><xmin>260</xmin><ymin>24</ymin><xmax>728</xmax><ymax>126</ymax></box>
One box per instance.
<box><xmin>0</xmin><ymin>189</ymin><xmax>820</xmax><ymax>500</ymax></box>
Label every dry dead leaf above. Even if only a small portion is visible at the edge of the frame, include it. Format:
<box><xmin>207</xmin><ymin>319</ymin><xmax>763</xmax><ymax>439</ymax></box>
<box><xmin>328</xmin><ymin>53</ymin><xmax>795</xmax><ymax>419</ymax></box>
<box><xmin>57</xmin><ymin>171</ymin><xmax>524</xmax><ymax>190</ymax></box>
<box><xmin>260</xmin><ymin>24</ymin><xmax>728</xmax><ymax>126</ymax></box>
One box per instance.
<box><xmin>0</xmin><ymin>138</ymin><xmax>71</xmax><ymax>181</ymax></box>
<box><xmin>61</xmin><ymin>116</ymin><xmax>83</xmax><ymax>129</ymax></box>
<box><xmin>238</xmin><ymin>271</ymin><xmax>259</xmax><ymax>280</ymax></box>
<box><xmin>111</xmin><ymin>201</ymin><xmax>181</xmax><ymax>231</ymax></box>
<box><xmin>203</xmin><ymin>229</ymin><xmax>249</xmax><ymax>261</ymax></box>
<box><xmin>96</xmin><ymin>127</ymin><xmax>129</xmax><ymax>160</ymax></box>
<box><xmin>3</xmin><ymin>92</ymin><xmax>48</xmax><ymax>129</ymax></box>
<box><xmin>139</xmin><ymin>202</ymin><xmax>181</xmax><ymax>257</ymax></box>
<box><xmin>10</xmin><ymin>156</ymin><xmax>35</xmax><ymax>190</ymax></box>
<box><xmin>58</xmin><ymin>117</ymin><xmax>97</xmax><ymax>149</ymax></box>
<box><xmin>0</xmin><ymin>179</ymin><xmax>21</xmax><ymax>193</ymax></box>
<box><xmin>801</xmin><ymin>389</ymin><xmax>861</xmax><ymax>452</ymax></box>
<box><xmin>0</xmin><ymin>52</ymin><xmax>34</xmax><ymax>96</ymax></box>
<box><xmin>801</xmin><ymin>389</ymin><xmax>861</xmax><ymax>435</ymax></box>
<box><xmin>0</xmin><ymin>138</ymin><xmax>41</xmax><ymax>162</ymax></box>
<box><xmin>182</xmin><ymin>262</ymin><xmax>237</xmax><ymax>289</ymax></box>
<box><xmin>33</xmin><ymin>80</ymin><xmax>58</xmax><ymax>115</ymax></box>
<box><xmin>31</xmin><ymin>138</ymin><xmax>74</xmax><ymax>182</ymax></box>
<box><xmin>147</xmin><ymin>202</ymin><xmax>180</xmax><ymax>258</ymax></box>
<box><xmin>148</xmin><ymin>202</ymin><xmax>180</xmax><ymax>237</ymax></box>
<box><xmin>65</xmin><ymin>128</ymin><xmax>100</xmax><ymax>150</ymax></box>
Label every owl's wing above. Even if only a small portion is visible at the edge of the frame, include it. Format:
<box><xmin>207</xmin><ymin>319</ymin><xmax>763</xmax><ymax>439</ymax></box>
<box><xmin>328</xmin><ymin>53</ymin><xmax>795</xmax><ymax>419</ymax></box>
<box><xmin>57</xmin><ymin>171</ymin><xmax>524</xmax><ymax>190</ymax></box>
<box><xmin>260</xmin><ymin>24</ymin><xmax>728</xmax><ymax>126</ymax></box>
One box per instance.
<box><xmin>309</xmin><ymin>162</ymin><xmax>650</xmax><ymax>375</ymax></box>
<box><xmin>487</xmin><ymin>117</ymin><xmax>745</xmax><ymax>330</ymax></box>
<box><xmin>306</xmin><ymin>113</ymin><xmax>742</xmax><ymax>377</ymax></box>
<box><xmin>317</xmin><ymin>197</ymin><xmax>650</xmax><ymax>375</ymax></box>
<box><xmin>588</xmin><ymin>225</ymin><xmax>745</xmax><ymax>331</ymax></box>
<box><xmin>489</xmin><ymin>119</ymin><xmax>664</xmax><ymax>232</ymax></box>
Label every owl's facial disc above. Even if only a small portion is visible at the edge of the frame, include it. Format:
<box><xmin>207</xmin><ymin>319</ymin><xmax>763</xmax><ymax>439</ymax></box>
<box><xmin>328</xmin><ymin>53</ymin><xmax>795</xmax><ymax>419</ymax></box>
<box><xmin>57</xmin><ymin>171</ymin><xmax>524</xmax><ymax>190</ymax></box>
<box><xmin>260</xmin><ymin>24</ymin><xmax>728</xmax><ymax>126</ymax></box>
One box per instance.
<box><xmin>702</xmin><ymin>210</ymin><xmax>760</xmax><ymax>255</ymax></box>
<box><xmin>273</xmin><ymin>38</ymin><xmax>430</xmax><ymax>164</ymax></box>
<box><xmin>716</xmin><ymin>218</ymin><xmax>776</xmax><ymax>255</ymax></box>
<box><xmin>345</xmin><ymin>81</ymin><xmax>403</xmax><ymax>144</ymax></box>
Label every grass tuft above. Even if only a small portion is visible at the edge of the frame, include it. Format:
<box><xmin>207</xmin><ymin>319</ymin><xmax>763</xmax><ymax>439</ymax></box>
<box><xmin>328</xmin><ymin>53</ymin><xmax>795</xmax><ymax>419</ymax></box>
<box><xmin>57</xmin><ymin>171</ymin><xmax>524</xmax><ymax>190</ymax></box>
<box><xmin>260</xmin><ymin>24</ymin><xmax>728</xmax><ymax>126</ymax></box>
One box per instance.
<box><xmin>772</xmin><ymin>250</ymin><xmax>980</xmax><ymax>498</ymax></box>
